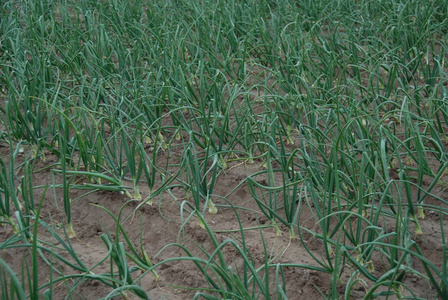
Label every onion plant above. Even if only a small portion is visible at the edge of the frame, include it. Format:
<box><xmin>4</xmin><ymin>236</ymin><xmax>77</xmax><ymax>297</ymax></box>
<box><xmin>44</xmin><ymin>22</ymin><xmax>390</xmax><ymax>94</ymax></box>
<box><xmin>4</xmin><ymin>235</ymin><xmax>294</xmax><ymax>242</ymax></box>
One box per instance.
<box><xmin>247</xmin><ymin>148</ymin><xmax>305</xmax><ymax>239</ymax></box>
<box><xmin>181</xmin><ymin>135</ymin><xmax>220</xmax><ymax>227</ymax></box>
<box><xmin>119</xmin><ymin>124</ymin><xmax>144</xmax><ymax>200</ymax></box>
<box><xmin>56</xmin><ymin>115</ymin><xmax>75</xmax><ymax>238</ymax></box>
<box><xmin>0</xmin><ymin>141</ymin><xmax>25</xmax><ymax>234</ymax></box>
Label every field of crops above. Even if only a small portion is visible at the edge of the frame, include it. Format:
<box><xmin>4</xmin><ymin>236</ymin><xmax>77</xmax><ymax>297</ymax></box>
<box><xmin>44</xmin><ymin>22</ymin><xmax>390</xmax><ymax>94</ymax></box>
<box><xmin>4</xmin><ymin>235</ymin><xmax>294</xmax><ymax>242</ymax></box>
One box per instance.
<box><xmin>1</xmin><ymin>0</ymin><xmax>448</xmax><ymax>299</ymax></box>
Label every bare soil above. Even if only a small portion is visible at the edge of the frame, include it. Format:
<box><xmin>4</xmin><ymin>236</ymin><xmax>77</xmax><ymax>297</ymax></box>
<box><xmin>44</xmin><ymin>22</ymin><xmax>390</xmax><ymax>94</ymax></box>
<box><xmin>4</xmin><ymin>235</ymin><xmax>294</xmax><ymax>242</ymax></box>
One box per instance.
<box><xmin>0</xmin><ymin>140</ymin><xmax>446</xmax><ymax>300</ymax></box>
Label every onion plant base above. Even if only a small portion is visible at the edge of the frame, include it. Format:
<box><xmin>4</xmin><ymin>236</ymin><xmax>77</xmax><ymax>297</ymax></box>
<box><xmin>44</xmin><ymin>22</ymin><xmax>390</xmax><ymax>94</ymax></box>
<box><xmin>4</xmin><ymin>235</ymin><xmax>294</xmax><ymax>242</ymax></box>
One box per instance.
<box><xmin>66</xmin><ymin>223</ymin><xmax>76</xmax><ymax>239</ymax></box>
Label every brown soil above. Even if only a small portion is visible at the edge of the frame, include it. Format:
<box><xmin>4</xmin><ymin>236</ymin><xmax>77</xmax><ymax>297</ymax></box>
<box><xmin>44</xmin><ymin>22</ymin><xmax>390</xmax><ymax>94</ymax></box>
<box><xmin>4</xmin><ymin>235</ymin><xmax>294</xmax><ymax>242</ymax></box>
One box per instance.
<box><xmin>0</xmin><ymin>139</ymin><xmax>446</xmax><ymax>300</ymax></box>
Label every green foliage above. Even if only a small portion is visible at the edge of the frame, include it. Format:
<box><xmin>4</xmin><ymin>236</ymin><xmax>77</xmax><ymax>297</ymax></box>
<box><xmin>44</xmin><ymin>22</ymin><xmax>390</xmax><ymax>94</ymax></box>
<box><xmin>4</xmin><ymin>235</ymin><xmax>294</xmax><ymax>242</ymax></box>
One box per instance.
<box><xmin>1</xmin><ymin>0</ymin><xmax>447</xmax><ymax>298</ymax></box>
